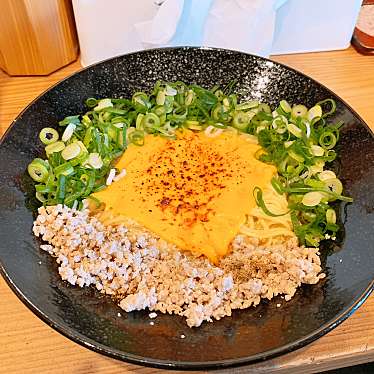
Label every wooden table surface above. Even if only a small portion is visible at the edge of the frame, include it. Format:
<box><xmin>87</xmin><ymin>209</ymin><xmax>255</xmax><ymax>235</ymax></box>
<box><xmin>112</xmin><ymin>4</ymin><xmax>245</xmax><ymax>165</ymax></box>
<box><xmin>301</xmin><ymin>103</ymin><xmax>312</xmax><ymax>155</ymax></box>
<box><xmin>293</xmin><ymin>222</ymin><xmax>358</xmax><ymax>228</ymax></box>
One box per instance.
<box><xmin>0</xmin><ymin>47</ymin><xmax>373</xmax><ymax>374</ymax></box>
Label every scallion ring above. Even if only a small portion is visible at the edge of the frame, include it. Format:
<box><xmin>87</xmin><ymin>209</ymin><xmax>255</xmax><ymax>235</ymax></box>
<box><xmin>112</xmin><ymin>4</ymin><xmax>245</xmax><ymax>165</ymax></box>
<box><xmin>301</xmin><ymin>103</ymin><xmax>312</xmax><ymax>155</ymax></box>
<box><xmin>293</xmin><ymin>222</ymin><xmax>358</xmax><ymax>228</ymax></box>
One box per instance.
<box><xmin>232</xmin><ymin>111</ymin><xmax>249</xmax><ymax>131</ymax></box>
<box><xmin>319</xmin><ymin>131</ymin><xmax>337</xmax><ymax>149</ymax></box>
<box><xmin>323</xmin><ymin>178</ymin><xmax>343</xmax><ymax>195</ymax></box>
<box><xmin>28</xmin><ymin>159</ymin><xmax>49</xmax><ymax>182</ymax></box>
<box><xmin>61</xmin><ymin>142</ymin><xmax>81</xmax><ymax>160</ymax></box>
<box><xmin>326</xmin><ymin>209</ymin><xmax>337</xmax><ymax>224</ymax></box>
<box><xmin>291</xmin><ymin>104</ymin><xmax>307</xmax><ymax>118</ymax></box>
<box><xmin>85</xmin><ymin>98</ymin><xmax>98</xmax><ymax>108</ymax></box>
<box><xmin>128</xmin><ymin>129</ymin><xmax>145</xmax><ymax>146</ymax></box>
<box><xmin>54</xmin><ymin>162</ymin><xmax>74</xmax><ymax>177</ymax></box>
<box><xmin>45</xmin><ymin>141</ymin><xmax>65</xmax><ymax>155</ymax></box>
<box><xmin>142</xmin><ymin>113</ymin><xmax>160</xmax><ymax>131</ymax></box>
<box><xmin>39</xmin><ymin>128</ymin><xmax>59</xmax><ymax>145</ymax></box>
<box><xmin>316</xmin><ymin>99</ymin><xmax>336</xmax><ymax>118</ymax></box>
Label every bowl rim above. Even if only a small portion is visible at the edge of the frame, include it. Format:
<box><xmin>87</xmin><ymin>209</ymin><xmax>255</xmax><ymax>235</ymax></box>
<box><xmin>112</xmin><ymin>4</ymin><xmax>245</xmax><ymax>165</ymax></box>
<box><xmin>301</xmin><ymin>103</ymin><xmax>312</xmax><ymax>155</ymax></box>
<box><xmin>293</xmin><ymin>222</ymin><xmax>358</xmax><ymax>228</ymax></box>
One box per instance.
<box><xmin>0</xmin><ymin>46</ymin><xmax>373</xmax><ymax>370</ymax></box>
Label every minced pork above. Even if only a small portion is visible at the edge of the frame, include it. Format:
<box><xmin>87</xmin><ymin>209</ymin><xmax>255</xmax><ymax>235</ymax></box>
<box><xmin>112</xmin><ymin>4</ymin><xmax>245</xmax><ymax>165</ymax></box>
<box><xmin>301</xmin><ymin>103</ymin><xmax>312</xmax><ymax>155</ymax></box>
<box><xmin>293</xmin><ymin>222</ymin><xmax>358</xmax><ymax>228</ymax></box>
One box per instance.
<box><xmin>33</xmin><ymin>204</ymin><xmax>325</xmax><ymax>327</ymax></box>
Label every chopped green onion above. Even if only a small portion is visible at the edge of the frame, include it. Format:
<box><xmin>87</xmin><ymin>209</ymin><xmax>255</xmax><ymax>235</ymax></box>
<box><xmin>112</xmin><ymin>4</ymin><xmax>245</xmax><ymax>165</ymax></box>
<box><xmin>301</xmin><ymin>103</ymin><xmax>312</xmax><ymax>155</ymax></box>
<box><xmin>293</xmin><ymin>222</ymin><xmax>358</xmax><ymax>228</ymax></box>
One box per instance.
<box><xmin>64</xmin><ymin>192</ymin><xmax>82</xmax><ymax>207</ymax></box>
<box><xmin>142</xmin><ymin>113</ymin><xmax>160</xmax><ymax>131</ymax></box>
<box><xmin>318</xmin><ymin>170</ymin><xmax>336</xmax><ymax>181</ymax></box>
<box><xmin>232</xmin><ymin>111</ymin><xmax>249</xmax><ymax>131</ymax></box>
<box><xmin>35</xmin><ymin>191</ymin><xmax>47</xmax><ymax>202</ymax></box>
<box><xmin>86</xmin><ymin>153</ymin><xmax>103</xmax><ymax>169</ymax></box>
<box><xmin>128</xmin><ymin>130</ymin><xmax>145</xmax><ymax>146</ymax></box>
<box><xmin>85</xmin><ymin>98</ymin><xmax>98</xmax><ymax>108</ymax></box>
<box><xmin>185</xmin><ymin>120</ymin><xmax>202</xmax><ymax>130</ymax></box>
<box><xmin>165</xmin><ymin>85</ymin><xmax>177</xmax><ymax>96</ymax></box>
<box><xmin>258</xmin><ymin>103</ymin><xmax>271</xmax><ymax>113</ymax></box>
<box><xmin>235</xmin><ymin>101</ymin><xmax>258</xmax><ymax>111</ymax></box>
<box><xmin>132</xmin><ymin>92</ymin><xmax>149</xmax><ymax>108</ymax></box>
<box><xmin>94</xmin><ymin>98</ymin><xmax>113</xmax><ymax>111</ymax></box>
<box><xmin>61</xmin><ymin>142</ymin><xmax>81</xmax><ymax>160</ymax></box>
<box><xmin>45</xmin><ymin>141</ymin><xmax>65</xmax><ymax>155</ymax></box>
<box><xmin>83</xmin><ymin>172</ymin><xmax>96</xmax><ymax>195</ymax></box>
<box><xmin>156</xmin><ymin>90</ymin><xmax>166</xmax><ymax>105</ymax></box>
<box><xmin>39</xmin><ymin>128</ymin><xmax>59</xmax><ymax>145</ymax></box>
<box><xmin>291</xmin><ymin>104</ymin><xmax>307</xmax><ymax>118</ymax></box>
<box><xmin>326</xmin><ymin>209</ymin><xmax>337</xmax><ymax>224</ymax></box>
<box><xmin>28</xmin><ymin>159</ymin><xmax>49</xmax><ymax>182</ymax></box>
<box><xmin>319</xmin><ymin>131</ymin><xmax>337</xmax><ymax>149</ymax></box>
<box><xmin>280</xmin><ymin>100</ymin><xmax>292</xmax><ymax>113</ymax></box>
<box><xmin>185</xmin><ymin>90</ymin><xmax>194</xmax><ymax>106</ymax></box>
<box><xmin>302</xmin><ymin>191</ymin><xmax>323</xmax><ymax>206</ymax></box>
<box><xmin>136</xmin><ymin>113</ymin><xmax>144</xmax><ymax>129</ymax></box>
<box><xmin>59</xmin><ymin>115</ymin><xmax>80</xmax><ymax>126</ymax></box>
<box><xmin>57</xmin><ymin>174</ymin><xmax>66</xmax><ymax>201</ymax></box>
<box><xmin>270</xmin><ymin>177</ymin><xmax>284</xmax><ymax>195</ymax></box>
<box><xmin>288</xmin><ymin>149</ymin><xmax>304</xmax><ymax>163</ymax></box>
<box><xmin>323</xmin><ymin>178</ymin><xmax>343</xmax><ymax>195</ymax></box>
<box><xmin>253</xmin><ymin>187</ymin><xmax>289</xmax><ymax>217</ymax></box>
<box><xmin>83</xmin><ymin>127</ymin><xmax>93</xmax><ymax>147</ymax></box>
<box><xmin>307</xmin><ymin>105</ymin><xmax>322</xmax><ymax>121</ymax></box>
<box><xmin>316</xmin><ymin>99</ymin><xmax>336</xmax><ymax>118</ymax></box>
<box><xmin>62</xmin><ymin>123</ymin><xmax>76</xmax><ymax>142</ymax></box>
<box><xmin>287</xmin><ymin>123</ymin><xmax>302</xmax><ymax>138</ymax></box>
<box><xmin>284</xmin><ymin>140</ymin><xmax>294</xmax><ymax>148</ymax></box>
<box><xmin>310</xmin><ymin>145</ymin><xmax>325</xmax><ymax>157</ymax></box>
<box><xmin>272</xmin><ymin>116</ymin><xmax>287</xmax><ymax>134</ymax></box>
<box><xmin>54</xmin><ymin>162</ymin><xmax>74</xmax><ymax>177</ymax></box>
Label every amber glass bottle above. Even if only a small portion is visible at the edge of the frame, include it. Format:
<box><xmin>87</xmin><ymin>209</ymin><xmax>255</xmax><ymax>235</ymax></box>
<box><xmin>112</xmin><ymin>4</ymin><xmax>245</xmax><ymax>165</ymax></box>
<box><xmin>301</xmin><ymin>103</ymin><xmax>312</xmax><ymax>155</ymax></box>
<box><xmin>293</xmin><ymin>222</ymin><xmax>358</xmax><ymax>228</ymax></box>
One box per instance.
<box><xmin>352</xmin><ymin>0</ymin><xmax>374</xmax><ymax>55</ymax></box>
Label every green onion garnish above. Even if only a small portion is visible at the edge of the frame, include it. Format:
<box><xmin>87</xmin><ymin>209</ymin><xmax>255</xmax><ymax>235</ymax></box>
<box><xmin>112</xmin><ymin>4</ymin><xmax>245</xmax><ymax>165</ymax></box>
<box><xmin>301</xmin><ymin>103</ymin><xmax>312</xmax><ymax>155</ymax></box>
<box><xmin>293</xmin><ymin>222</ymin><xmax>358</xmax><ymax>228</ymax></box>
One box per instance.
<box><xmin>27</xmin><ymin>81</ymin><xmax>351</xmax><ymax>246</ymax></box>
<box><xmin>253</xmin><ymin>187</ymin><xmax>290</xmax><ymax>217</ymax></box>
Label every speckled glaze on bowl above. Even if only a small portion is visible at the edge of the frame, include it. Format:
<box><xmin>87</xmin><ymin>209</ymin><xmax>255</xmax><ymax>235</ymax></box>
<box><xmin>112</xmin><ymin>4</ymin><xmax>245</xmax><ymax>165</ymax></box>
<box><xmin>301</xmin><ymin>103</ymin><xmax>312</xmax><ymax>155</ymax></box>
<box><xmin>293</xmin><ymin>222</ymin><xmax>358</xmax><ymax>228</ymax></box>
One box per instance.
<box><xmin>0</xmin><ymin>47</ymin><xmax>373</xmax><ymax>370</ymax></box>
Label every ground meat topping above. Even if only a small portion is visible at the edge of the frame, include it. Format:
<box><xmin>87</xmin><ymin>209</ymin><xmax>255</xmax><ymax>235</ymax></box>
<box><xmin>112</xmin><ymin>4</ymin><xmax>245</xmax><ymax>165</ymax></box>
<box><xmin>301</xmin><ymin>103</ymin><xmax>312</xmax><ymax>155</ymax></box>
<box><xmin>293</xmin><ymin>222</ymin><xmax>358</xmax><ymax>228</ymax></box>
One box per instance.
<box><xmin>33</xmin><ymin>205</ymin><xmax>325</xmax><ymax>327</ymax></box>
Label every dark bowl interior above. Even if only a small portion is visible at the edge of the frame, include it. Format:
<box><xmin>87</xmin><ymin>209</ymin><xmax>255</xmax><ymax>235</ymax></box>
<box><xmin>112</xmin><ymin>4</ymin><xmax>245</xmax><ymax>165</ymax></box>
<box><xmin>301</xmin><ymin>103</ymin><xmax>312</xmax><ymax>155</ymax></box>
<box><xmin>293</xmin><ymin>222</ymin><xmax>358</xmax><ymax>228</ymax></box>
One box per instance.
<box><xmin>0</xmin><ymin>47</ymin><xmax>373</xmax><ymax>370</ymax></box>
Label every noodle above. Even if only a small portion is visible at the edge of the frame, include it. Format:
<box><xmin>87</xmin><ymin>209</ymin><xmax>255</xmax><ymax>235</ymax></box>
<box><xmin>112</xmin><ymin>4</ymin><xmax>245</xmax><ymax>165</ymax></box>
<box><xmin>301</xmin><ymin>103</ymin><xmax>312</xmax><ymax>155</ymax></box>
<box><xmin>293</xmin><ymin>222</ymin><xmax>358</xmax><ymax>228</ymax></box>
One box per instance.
<box><xmin>240</xmin><ymin>184</ymin><xmax>295</xmax><ymax>246</ymax></box>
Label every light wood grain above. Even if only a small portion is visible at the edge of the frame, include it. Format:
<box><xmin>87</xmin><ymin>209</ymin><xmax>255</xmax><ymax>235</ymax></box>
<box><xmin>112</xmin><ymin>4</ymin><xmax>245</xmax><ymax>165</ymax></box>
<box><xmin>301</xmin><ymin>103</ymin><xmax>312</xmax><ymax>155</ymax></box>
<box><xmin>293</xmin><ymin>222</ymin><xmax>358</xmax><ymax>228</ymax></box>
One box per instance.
<box><xmin>0</xmin><ymin>47</ymin><xmax>373</xmax><ymax>373</ymax></box>
<box><xmin>0</xmin><ymin>0</ymin><xmax>78</xmax><ymax>75</ymax></box>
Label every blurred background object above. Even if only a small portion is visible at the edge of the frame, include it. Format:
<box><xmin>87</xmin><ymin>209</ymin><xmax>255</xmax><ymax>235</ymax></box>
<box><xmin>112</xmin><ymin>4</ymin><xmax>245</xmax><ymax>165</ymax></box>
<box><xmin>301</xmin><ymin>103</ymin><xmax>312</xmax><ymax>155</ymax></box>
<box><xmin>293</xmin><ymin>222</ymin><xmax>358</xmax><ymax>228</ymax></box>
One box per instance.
<box><xmin>73</xmin><ymin>0</ymin><xmax>362</xmax><ymax>67</ymax></box>
<box><xmin>0</xmin><ymin>0</ymin><xmax>366</xmax><ymax>74</ymax></box>
<box><xmin>72</xmin><ymin>0</ymin><xmax>158</xmax><ymax>67</ymax></box>
<box><xmin>352</xmin><ymin>0</ymin><xmax>374</xmax><ymax>55</ymax></box>
<box><xmin>271</xmin><ymin>0</ymin><xmax>362</xmax><ymax>54</ymax></box>
<box><xmin>0</xmin><ymin>0</ymin><xmax>78</xmax><ymax>75</ymax></box>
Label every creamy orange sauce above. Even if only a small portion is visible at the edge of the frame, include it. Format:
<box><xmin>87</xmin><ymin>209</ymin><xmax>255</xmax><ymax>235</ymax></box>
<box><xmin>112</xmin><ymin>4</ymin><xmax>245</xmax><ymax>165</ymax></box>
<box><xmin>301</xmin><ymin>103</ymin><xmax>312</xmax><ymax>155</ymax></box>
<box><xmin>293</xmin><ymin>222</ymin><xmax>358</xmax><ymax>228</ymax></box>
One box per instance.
<box><xmin>93</xmin><ymin>130</ymin><xmax>276</xmax><ymax>263</ymax></box>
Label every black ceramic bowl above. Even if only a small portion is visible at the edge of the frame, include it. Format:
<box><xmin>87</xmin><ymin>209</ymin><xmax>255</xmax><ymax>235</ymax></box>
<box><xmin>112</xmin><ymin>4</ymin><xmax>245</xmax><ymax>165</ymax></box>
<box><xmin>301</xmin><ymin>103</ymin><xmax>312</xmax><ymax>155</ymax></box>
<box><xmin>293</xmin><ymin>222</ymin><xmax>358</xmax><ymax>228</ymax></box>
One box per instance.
<box><xmin>0</xmin><ymin>47</ymin><xmax>373</xmax><ymax>370</ymax></box>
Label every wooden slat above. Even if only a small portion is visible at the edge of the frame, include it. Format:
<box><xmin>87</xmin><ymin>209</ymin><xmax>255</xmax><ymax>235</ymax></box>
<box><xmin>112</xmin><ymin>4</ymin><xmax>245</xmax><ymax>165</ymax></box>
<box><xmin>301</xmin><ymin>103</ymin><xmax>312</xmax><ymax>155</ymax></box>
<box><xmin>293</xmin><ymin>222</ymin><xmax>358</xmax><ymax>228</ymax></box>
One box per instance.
<box><xmin>0</xmin><ymin>47</ymin><xmax>373</xmax><ymax>373</ymax></box>
<box><xmin>0</xmin><ymin>0</ymin><xmax>78</xmax><ymax>75</ymax></box>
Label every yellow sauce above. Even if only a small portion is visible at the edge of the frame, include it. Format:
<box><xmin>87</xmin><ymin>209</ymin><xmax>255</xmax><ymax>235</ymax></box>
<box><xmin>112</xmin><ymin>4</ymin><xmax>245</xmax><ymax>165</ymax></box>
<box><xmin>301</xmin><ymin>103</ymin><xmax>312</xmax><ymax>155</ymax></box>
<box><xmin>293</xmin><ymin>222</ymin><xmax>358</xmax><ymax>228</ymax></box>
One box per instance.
<box><xmin>93</xmin><ymin>130</ymin><xmax>276</xmax><ymax>263</ymax></box>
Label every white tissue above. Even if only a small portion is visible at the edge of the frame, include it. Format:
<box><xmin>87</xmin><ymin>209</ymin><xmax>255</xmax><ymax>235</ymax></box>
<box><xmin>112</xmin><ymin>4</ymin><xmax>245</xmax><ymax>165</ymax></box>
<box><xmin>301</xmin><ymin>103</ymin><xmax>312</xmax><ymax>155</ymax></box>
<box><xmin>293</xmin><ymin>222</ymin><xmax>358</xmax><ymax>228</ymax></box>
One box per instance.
<box><xmin>135</xmin><ymin>0</ymin><xmax>185</xmax><ymax>45</ymax></box>
<box><xmin>73</xmin><ymin>0</ymin><xmax>159</xmax><ymax>66</ymax></box>
<box><xmin>203</xmin><ymin>0</ymin><xmax>281</xmax><ymax>57</ymax></box>
<box><xmin>74</xmin><ymin>0</ymin><xmax>360</xmax><ymax>66</ymax></box>
<box><xmin>136</xmin><ymin>0</ymin><xmax>286</xmax><ymax>57</ymax></box>
<box><xmin>74</xmin><ymin>0</ymin><xmax>290</xmax><ymax>66</ymax></box>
